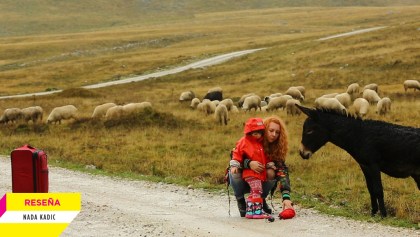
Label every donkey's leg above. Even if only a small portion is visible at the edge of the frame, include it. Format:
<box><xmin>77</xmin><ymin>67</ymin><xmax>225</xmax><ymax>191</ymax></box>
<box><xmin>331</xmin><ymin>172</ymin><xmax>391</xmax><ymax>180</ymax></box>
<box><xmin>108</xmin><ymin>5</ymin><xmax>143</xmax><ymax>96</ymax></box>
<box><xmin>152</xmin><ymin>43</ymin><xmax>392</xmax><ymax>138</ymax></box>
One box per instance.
<box><xmin>360</xmin><ymin>166</ymin><xmax>379</xmax><ymax>216</ymax></box>
<box><xmin>360</xmin><ymin>165</ymin><xmax>387</xmax><ymax>217</ymax></box>
<box><xmin>370</xmin><ymin>169</ymin><xmax>386</xmax><ymax>217</ymax></box>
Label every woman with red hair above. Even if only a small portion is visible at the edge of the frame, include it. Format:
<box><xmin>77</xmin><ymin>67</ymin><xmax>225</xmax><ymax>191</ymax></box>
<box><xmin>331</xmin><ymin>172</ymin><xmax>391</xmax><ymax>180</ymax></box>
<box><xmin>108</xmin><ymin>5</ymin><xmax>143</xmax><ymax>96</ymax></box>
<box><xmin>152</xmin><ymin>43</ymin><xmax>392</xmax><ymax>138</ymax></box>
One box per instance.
<box><xmin>229</xmin><ymin>115</ymin><xmax>294</xmax><ymax>219</ymax></box>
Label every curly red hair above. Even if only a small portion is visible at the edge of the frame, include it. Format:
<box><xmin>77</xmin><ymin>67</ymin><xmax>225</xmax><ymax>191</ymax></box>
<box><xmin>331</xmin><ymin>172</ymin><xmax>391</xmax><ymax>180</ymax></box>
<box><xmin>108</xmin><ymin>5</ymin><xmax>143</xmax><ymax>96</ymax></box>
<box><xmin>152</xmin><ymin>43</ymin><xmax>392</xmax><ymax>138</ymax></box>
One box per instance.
<box><xmin>263</xmin><ymin>116</ymin><xmax>289</xmax><ymax>162</ymax></box>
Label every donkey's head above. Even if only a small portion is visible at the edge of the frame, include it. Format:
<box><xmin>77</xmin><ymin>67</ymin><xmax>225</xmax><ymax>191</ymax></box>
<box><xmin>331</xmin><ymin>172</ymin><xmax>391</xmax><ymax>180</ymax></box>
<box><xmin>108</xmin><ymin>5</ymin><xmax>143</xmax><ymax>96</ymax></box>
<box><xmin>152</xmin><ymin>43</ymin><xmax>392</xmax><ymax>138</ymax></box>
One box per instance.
<box><xmin>296</xmin><ymin>105</ymin><xmax>329</xmax><ymax>159</ymax></box>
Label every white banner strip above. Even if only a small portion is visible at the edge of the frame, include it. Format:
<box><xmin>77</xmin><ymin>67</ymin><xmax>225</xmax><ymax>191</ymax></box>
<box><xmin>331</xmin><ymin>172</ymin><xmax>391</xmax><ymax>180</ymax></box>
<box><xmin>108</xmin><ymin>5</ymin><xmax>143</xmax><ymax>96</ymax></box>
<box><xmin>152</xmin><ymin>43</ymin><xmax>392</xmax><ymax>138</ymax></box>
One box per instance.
<box><xmin>0</xmin><ymin>211</ymin><xmax>79</xmax><ymax>223</ymax></box>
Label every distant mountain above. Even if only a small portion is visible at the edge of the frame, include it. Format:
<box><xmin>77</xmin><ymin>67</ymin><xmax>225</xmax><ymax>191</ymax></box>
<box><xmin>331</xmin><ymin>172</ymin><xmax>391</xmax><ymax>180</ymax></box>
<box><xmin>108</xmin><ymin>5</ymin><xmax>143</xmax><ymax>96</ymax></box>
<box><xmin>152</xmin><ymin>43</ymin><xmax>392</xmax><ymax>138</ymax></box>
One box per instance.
<box><xmin>0</xmin><ymin>0</ymin><xmax>418</xmax><ymax>36</ymax></box>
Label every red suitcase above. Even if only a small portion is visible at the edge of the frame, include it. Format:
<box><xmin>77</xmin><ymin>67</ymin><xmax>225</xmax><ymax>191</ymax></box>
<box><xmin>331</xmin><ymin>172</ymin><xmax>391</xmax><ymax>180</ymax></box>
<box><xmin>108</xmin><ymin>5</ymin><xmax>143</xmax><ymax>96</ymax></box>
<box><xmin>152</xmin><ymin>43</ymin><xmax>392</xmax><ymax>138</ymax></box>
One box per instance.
<box><xmin>11</xmin><ymin>144</ymin><xmax>49</xmax><ymax>193</ymax></box>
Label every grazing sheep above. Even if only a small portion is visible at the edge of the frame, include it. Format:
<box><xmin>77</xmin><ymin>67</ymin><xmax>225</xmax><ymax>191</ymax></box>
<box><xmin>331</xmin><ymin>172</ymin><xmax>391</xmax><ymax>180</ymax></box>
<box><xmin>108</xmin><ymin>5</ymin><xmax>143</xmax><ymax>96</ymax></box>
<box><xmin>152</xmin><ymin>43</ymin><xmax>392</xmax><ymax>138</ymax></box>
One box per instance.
<box><xmin>123</xmin><ymin>102</ymin><xmax>152</xmax><ymax>115</ymax></box>
<box><xmin>190</xmin><ymin>98</ymin><xmax>201</xmax><ymax>109</ymax></box>
<box><xmin>105</xmin><ymin>105</ymin><xmax>124</xmax><ymax>120</ymax></box>
<box><xmin>260</xmin><ymin>100</ymin><xmax>267</xmax><ymax>107</ymax></box>
<box><xmin>289</xmin><ymin>86</ymin><xmax>306</xmax><ymax>97</ymax></box>
<box><xmin>242</xmin><ymin>95</ymin><xmax>262</xmax><ymax>112</ymax></box>
<box><xmin>346</xmin><ymin>83</ymin><xmax>360</xmax><ymax>100</ymax></box>
<box><xmin>91</xmin><ymin>103</ymin><xmax>117</xmax><ymax>119</ymax></box>
<box><xmin>47</xmin><ymin>105</ymin><xmax>78</xmax><ymax>124</ymax></box>
<box><xmin>264</xmin><ymin>93</ymin><xmax>283</xmax><ymax>104</ymax></box>
<box><xmin>219</xmin><ymin>98</ymin><xmax>234</xmax><ymax>111</ymax></box>
<box><xmin>266</xmin><ymin>95</ymin><xmax>293</xmax><ymax>112</ymax></box>
<box><xmin>203</xmin><ymin>87</ymin><xmax>223</xmax><ymax>101</ymax></box>
<box><xmin>403</xmin><ymin>80</ymin><xmax>420</xmax><ymax>92</ymax></box>
<box><xmin>210</xmin><ymin>100</ymin><xmax>220</xmax><ymax>107</ymax></box>
<box><xmin>314</xmin><ymin>97</ymin><xmax>347</xmax><ymax>115</ymax></box>
<box><xmin>230</xmin><ymin>105</ymin><xmax>239</xmax><ymax>113</ymax></box>
<box><xmin>238</xmin><ymin>93</ymin><xmax>256</xmax><ymax>107</ymax></box>
<box><xmin>197</xmin><ymin>99</ymin><xmax>215</xmax><ymax>115</ymax></box>
<box><xmin>377</xmin><ymin>97</ymin><xmax>392</xmax><ymax>115</ymax></box>
<box><xmin>335</xmin><ymin>92</ymin><xmax>352</xmax><ymax>108</ymax></box>
<box><xmin>179</xmin><ymin>91</ymin><xmax>195</xmax><ymax>101</ymax></box>
<box><xmin>286</xmin><ymin>99</ymin><xmax>301</xmax><ymax>116</ymax></box>
<box><xmin>0</xmin><ymin>108</ymin><xmax>23</xmax><ymax>124</ymax></box>
<box><xmin>21</xmin><ymin>106</ymin><xmax>43</xmax><ymax>123</ymax></box>
<box><xmin>260</xmin><ymin>105</ymin><xmax>268</xmax><ymax>112</ymax></box>
<box><xmin>363</xmin><ymin>83</ymin><xmax>378</xmax><ymax>93</ymax></box>
<box><xmin>285</xmin><ymin>87</ymin><xmax>304</xmax><ymax>102</ymax></box>
<box><xmin>363</xmin><ymin>89</ymin><xmax>381</xmax><ymax>104</ymax></box>
<box><xmin>214</xmin><ymin>104</ymin><xmax>228</xmax><ymax>125</ymax></box>
<box><xmin>353</xmin><ymin>98</ymin><xmax>370</xmax><ymax>118</ymax></box>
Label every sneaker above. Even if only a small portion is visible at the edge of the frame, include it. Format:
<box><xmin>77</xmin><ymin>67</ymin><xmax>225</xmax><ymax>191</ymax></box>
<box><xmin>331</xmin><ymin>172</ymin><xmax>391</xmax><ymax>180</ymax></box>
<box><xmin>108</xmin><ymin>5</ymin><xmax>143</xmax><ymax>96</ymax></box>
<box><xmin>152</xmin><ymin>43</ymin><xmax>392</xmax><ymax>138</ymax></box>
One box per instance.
<box><xmin>237</xmin><ymin>198</ymin><xmax>246</xmax><ymax>217</ymax></box>
<box><xmin>262</xmin><ymin>199</ymin><xmax>272</xmax><ymax>214</ymax></box>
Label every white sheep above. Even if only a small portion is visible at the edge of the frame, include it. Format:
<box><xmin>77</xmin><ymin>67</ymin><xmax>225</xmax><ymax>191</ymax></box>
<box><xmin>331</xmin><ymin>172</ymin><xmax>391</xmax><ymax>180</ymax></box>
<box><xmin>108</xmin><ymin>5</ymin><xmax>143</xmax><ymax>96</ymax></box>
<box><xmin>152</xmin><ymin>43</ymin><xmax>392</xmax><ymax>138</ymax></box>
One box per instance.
<box><xmin>0</xmin><ymin>108</ymin><xmax>23</xmax><ymax>124</ymax></box>
<box><xmin>47</xmin><ymin>105</ymin><xmax>78</xmax><ymax>124</ymax></box>
<box><xmin>190</xmin><ymin>98</ymin><xmax>201</xmax><ymax>109</ymax></box>
<box><xmin>362</xmin><ymin>89</ymin><xmax>381</xmax><ymax>104</ymax></box>
<box><xmin>197</xmin><ymin>99</ymin><xmax>215</xmax><ymax>115</ymax></box>
<box><xmin>179</xmin><ymin>91</ymin><xmax>195</xmax><ymax>101</ymax></box>
<box><xmin>335</xmin><ymin>92</ymin><xmax>352</xmax><ymax>108</ymax></box>
<box><xmin>123</xmin><ymin>102</ymin><xmax>152</xmax><ymax>115</ymax></box>
<box><xmin>210</xmin><ymin>100</ymin><xmax>220</xmax><ymax>107</ymax></box>
<box><xmin>285</xmin><ymin>87</ymin><xmax>304</xmax><ymax>102</ymax></box>
<box><xmin>346</xmin><ymin>83</ymin><xmax>360</xmax><ymax>100</ymax></box>
<box><xmin>266</xmin><ymin>95</ymin><xmax>293</xmax><ymax>112</ymax></box>
<box><xmin>289</xmin><ymin>86</ymin><xmax>306</xmax><ymax>97</ymax></box>
<box><xmin>286</xmin><ymin>99</ymin><xmax>301</xmax><ymax>116</ymax></box>
<box><xmin>260</xmin><ymin>100</ymin><xmax>267</xmax><ymax>107</ymax></box>
<box><xmin>260</xmin><ymin>105</ymin><xmax>268</xmax><ymax>112</ymax></box>
<box><xmin>403</xmin><ymin>80</ymin><xmax>420</xmax><ymax>92</ymax></box>
<box><xmin>263</xmin><ymin>93</ymin><xmax>283</xmax><ymax>104</ymax></box>
<box><xmin>230</xmin><ymin>105</ymin><xmax>239</xmax><ymax>113</ymax></box>
<box><xmin>242</xmin><ymin>95</ymin><xmax>261</xmax><ymax>112</ymax></box>
<box><xmin>21</xmin><ymin>106</ymin><xmax>43</xmax><ymax>123</ymax></box>
<box><xmin>91</xmin><ymin>103</ymin><xmax>117</xmax><ymax>119</ymax></box>
<box><xmin>214</xmin><ymin>104</ymin><xmax>228</xmax><ymax>125</ymax></box>
<box><xmin>363</xmin><ymin>83</ymin><xmax>378</xmax><ymax>93</ymax></box>
<box><xmin>376</xmin><ymin>97</ymin><xmax>392</xmax><ymax>115</ymax></box>
<box><xmin>353</xmin><ymin>98</ymin><xmax>370</xmax><ymax>118</ymax></box>
<box><xmin>314</xmin><ymin>97</ymin><xmax>347</xmax><ymax>115</ymax></box>
<box><xmin>238</xmin><ymin>93</ymin><xmax>256</xmax><ymax>108</ymax></box>
<box><xmin>219</xmin><ymin>98</ymin><xmax>234</xmax><ymax>111</ymax></box>
<box><xmin>105</xmin><ymin>105</ymin><xmax>124</xmax><ymax>120</ymax></box>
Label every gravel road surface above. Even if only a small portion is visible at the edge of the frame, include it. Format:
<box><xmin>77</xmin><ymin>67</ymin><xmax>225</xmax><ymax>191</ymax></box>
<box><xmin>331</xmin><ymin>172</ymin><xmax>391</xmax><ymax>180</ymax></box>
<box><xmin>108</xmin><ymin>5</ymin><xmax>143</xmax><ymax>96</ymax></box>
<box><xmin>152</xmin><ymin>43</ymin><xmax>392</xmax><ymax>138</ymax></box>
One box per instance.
<box><xmin>0</xmin><ymin>156</ymin><xmax>418</xmax><ymax>237</ymax></box>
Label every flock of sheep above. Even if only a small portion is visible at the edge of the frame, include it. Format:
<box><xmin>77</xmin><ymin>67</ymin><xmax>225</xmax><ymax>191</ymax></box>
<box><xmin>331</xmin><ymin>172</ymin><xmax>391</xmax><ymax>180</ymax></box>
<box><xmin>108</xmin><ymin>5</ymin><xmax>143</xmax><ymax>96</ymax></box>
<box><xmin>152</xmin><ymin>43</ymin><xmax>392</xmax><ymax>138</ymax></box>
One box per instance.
<box><xmin>0</xmin><ymin>79</ymin><xmax>417</xmax><ymax>126</ymax></box>
<box><xmin>0</xmin><ymin>102</ymin><xmax>152</xmax><ymax>125</ymax></box>
<box><xmin>179</xmin><ymin>79</ymin><xmax>419</xmax><ymax>125</ymax></box>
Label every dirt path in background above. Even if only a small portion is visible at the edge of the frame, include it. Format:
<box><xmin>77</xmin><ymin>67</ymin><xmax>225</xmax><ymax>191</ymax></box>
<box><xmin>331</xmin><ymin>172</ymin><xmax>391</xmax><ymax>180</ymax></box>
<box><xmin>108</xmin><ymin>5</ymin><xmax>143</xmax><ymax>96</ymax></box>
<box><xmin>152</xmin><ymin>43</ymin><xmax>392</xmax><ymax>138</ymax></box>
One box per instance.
<box><xmin>0</xmin><ymin>156</ymin><xmax>418</xmax><ymax>237</ymax></box>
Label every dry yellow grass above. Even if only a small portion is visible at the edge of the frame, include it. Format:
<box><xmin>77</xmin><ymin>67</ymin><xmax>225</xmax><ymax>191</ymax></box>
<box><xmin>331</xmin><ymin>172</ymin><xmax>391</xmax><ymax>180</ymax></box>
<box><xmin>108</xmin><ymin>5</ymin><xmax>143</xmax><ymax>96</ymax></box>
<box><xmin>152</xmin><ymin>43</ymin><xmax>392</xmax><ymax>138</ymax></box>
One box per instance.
<box><xmin>0</xmin><ymin>6</ymin><xmax>419</xmax><ymax>227</ymax></box>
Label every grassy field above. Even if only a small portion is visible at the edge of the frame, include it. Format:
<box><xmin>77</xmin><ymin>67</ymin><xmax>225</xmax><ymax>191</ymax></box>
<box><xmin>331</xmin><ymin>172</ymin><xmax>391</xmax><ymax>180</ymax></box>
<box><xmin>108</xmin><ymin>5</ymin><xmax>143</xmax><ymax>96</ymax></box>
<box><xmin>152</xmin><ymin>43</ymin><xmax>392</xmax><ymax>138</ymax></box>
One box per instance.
<box><xmin>0</xmin><ymin>1</ymin><xmax>419</xmax><ymax>228</ymax></box>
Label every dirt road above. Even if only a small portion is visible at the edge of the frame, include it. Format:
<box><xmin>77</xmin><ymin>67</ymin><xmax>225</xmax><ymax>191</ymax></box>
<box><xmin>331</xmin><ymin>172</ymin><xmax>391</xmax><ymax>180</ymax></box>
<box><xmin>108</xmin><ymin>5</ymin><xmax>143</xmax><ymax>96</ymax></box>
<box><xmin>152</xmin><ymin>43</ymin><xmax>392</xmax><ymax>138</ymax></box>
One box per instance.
<box><xmin>0</xmin><ymin>156</ymin><xmax>418</xmax><ymax>237</ymax></box>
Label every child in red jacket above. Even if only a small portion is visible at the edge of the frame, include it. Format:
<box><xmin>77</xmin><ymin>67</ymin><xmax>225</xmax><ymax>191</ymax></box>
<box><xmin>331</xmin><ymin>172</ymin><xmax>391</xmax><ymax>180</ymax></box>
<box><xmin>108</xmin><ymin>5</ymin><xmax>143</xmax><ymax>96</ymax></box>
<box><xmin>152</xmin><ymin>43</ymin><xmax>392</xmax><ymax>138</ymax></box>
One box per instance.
<box><xmin>230</xmin><ymin>117</ymin><xmax>272</xmax><ymax>219</ymax></box>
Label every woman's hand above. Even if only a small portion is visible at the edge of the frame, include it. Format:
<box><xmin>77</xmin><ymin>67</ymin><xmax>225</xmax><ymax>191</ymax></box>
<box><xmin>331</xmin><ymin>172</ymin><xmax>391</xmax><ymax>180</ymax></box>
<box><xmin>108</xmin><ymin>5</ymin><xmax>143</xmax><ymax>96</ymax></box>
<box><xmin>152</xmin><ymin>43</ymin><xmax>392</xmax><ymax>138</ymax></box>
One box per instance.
<box><xmin>282</xmin><ymin>199</ymin><xmax>294</xmax><ymax>210</ymax></box>
<box><xmin>230</xmin><ymin>166</ymin><xmax>239</xmax><ymax>174</ymax></box>
<box><xmin>249</xmin><ymin>160</ymin><xmax>264</xmax><ymax>173</ymax></box>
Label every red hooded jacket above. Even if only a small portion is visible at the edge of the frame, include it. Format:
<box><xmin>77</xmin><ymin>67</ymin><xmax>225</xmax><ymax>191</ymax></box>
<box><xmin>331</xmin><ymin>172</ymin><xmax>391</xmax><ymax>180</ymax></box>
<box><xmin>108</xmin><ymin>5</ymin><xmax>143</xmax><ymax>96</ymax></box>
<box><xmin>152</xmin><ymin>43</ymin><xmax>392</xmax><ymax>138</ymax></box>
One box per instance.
<box><xmin>232</xmin><ymin>118</ymin><xmax>270</xmax><ymax>181</ymax></box>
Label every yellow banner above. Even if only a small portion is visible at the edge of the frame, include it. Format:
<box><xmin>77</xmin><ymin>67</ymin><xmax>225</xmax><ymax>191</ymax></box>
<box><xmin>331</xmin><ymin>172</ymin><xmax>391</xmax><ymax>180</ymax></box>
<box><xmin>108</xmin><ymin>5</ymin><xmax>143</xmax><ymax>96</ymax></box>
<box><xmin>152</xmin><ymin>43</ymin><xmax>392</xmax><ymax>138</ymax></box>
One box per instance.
<box><xmin>0</xmin><ymin>193</ymin><xmax>81</xmax><ymax>237</ymax></box>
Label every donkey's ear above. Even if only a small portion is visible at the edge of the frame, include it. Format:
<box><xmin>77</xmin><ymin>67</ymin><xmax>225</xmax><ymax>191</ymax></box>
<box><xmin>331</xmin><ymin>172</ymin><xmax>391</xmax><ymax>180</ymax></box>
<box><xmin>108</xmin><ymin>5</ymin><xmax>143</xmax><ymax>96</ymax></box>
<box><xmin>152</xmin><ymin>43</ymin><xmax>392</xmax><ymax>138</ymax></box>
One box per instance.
<box><xmin>295</xmin><ymin>104</ymin><xmax>316</xmax><ymax>118</ymax></box>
